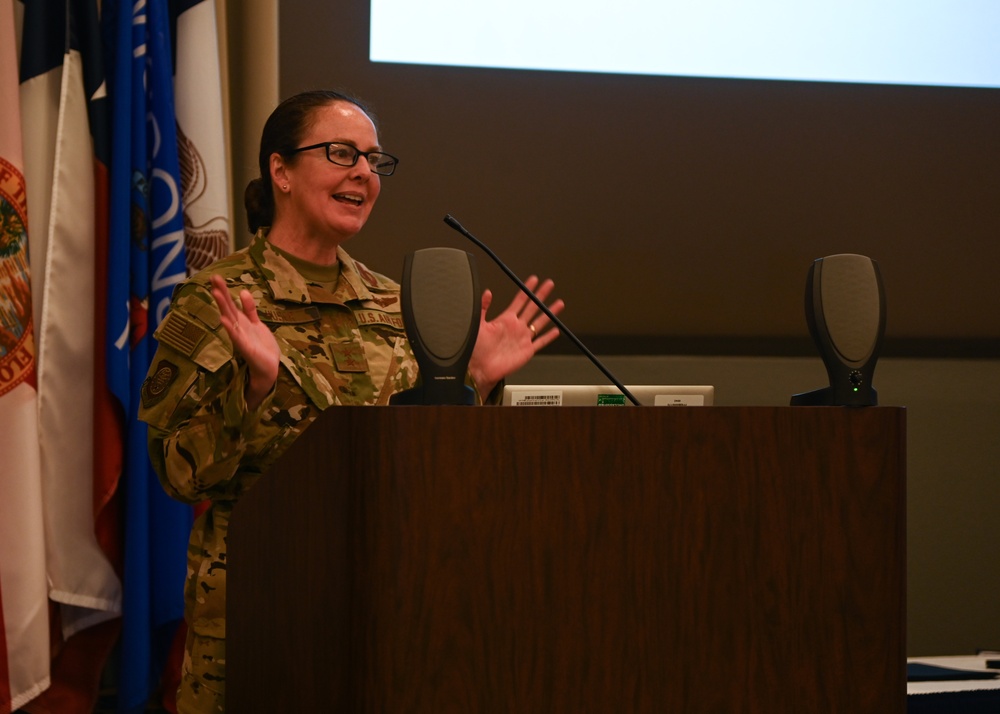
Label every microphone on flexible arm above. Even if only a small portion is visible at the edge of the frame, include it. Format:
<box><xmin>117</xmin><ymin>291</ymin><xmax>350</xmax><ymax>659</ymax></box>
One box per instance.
<box><xmin>443</xmin><ymin>214</ymin><xmax>642</xmax><ymax>406</ymax></box>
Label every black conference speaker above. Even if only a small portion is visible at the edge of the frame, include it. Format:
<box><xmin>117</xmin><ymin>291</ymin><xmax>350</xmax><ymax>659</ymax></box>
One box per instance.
<box><xmin>790</xmin><ymin>254</ymin><xmax>886</xmax><ymax>407</ymax></box>
<box><xmin>390</xmin><ymin>247</ymin><xmax>481</xmax><ymax>405</ymax></box>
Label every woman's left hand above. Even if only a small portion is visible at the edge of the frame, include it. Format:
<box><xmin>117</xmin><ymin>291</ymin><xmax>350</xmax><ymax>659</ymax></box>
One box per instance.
<box><xmin>468</xmin><ymin>275</ymin><xmax>564</xmax><ymax>400</ymax></box>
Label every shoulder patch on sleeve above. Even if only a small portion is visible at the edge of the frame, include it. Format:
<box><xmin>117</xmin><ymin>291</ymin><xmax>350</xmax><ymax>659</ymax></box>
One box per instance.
<box><xmin>141</xmin><ymin>360</ymin><xmax>180</xmax><ymax>409</ymax></box>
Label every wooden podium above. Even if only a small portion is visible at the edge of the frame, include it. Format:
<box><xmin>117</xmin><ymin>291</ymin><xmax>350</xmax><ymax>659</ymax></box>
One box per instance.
<box><xmin>228</xmin><ymin>406</ymin><xmax>906</xmax><ymax>713</ymax></box>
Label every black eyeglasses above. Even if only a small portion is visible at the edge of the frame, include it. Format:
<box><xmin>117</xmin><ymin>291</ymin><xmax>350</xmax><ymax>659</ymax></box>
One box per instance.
<box><xmin>289</xmin><ymin>142</ymin><xmax>399</xmax><ymax>176</ymax></box>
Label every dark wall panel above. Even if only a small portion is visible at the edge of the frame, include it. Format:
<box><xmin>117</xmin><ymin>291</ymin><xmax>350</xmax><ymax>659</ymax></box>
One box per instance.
<box><xmin>277</xmin><ymin>1</ymin><xmax>1000</xmax><ymax>352</ymax></box>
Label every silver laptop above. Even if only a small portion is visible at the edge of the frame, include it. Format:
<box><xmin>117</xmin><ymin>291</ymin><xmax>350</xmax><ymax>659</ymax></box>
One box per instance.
<box><xmin>501</xmin><ymin>385</ymin><xmax>714</xmax><ymax>407</ymax></box>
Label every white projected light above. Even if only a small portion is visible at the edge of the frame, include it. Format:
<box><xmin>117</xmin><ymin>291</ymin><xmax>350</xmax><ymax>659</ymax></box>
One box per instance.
<box><xmin>370</xmin><ymin>0</ymin><xmax>1000</xmax><ymax>89</ymax></box>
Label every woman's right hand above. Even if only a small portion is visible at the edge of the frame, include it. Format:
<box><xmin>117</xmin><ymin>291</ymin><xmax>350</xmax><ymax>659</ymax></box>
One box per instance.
<box><xmin>210</xmin><ymin>274</ymin><xmax>280</xmax><ymax>410</ymax></box>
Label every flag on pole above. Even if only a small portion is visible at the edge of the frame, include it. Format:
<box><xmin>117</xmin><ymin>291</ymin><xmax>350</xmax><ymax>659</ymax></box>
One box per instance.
<box><xmin>0</xmin><ymin>0</ymin><xmax>50</xmax><ymax>710</ymax></box>
<box><xmin>18</xmin><ymin>2</ymin><xmax>124</xmax><ymax>709</ymax></box>
<box><xmin>172</xmin><ymin>0</ymin><xmax>232</xmax><ymax>273</ymax></box>
<box><xmin>19</xmin><ymin>0</ymin><xmax>123</xmax><ymax>641</ymax></box>
<box><xmin>104</xmin><ymin>0</ymin><xmax>193</xmax><ymax>710</ymax></box>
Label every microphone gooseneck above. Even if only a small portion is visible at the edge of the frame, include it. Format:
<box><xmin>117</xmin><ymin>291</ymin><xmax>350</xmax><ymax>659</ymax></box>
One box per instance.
<box><xmin>443</xmin><ymin>214</ymin><xmax>641</xmax><ymax>406</ymax></box>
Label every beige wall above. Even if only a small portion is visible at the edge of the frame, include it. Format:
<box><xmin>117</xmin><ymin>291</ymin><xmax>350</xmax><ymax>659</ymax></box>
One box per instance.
<box><xmin>221</xmin><ymin>0</ymin><xmax>279</xmax><ymax>246</ymax></box>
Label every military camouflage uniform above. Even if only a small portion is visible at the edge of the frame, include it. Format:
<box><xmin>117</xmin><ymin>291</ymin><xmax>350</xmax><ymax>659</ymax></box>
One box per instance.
<box><xmin>139</xmin><ymin>229</ymin><xmax>426</xmax><ymax>713</ymax></box>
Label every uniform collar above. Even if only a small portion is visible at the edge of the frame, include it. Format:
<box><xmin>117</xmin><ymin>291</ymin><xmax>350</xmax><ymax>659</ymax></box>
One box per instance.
<box><xmin>249</xmin><ymin>228</ymin><xmax>380</xmax><ymax>305</ymax></box>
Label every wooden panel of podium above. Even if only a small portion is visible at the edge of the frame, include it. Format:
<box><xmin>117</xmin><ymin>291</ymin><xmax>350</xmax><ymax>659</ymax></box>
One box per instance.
<box><xmin>228</xmin><ymin>406</ymin><xmax>906</xmax><ymax>713</ymax></box>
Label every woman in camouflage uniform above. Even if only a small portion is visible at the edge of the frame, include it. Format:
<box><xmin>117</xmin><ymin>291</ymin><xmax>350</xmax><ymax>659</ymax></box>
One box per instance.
<box><xmin>138</xmin><ymin>90</ymin><xmax>563</xmax><ymax>714</ymax></box>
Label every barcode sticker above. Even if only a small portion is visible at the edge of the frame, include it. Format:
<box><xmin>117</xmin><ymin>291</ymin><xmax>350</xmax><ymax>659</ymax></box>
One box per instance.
<box><xmin>509</xmin><ymin>390</ymin><xmax>564</xmax><ymax>406</ymax></box>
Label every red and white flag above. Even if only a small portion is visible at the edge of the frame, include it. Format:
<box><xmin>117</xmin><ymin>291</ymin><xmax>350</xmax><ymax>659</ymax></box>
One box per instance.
<box><xmin>18</xmin><ymin>0</ymin><xmax>123</xmax><ymax>642</ymax></box>
<box><xmin>0</xmin><ymin>0</ymin><xmax>51</xmax><ymax>710</ymax></box>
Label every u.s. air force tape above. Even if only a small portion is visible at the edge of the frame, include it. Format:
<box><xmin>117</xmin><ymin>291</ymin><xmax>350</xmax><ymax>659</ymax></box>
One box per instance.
<box><xmin>141</xmin><ymin>360</ymin><xmax>180</xmax><ymax>409</ymax></box>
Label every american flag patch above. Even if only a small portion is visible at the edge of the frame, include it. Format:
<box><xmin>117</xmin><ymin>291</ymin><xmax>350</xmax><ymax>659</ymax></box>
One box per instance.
<box><xmin>159</xmin><ymin>312</ymin><xmax>205</xmax><ymax>357</ymax></box>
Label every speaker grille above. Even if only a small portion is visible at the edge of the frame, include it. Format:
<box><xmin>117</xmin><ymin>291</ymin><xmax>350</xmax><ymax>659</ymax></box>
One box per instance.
<box><xmin>820</xmin><ymin>254</ymin><xmax>880</xmax><ymax>363</ymax></box>
<box><xmin>408</xmin><ymin>249</ymin><xmax>476</xmax><ymax>360</ymax></box>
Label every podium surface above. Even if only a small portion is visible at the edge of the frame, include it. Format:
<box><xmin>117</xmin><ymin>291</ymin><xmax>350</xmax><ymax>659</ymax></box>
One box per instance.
<box><xmin>229</xmin><ymin>406</ymin><xmax>906</xmax><ymax>713</ymax></box>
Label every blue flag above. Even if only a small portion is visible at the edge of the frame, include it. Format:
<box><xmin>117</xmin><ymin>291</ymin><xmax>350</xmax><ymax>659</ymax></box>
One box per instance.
<box><xmin>104</xmin><ymin>1</ymin><xmax>192</xmax><ymax>711</ymax></box>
